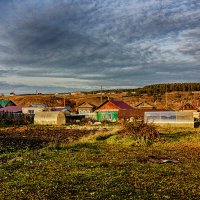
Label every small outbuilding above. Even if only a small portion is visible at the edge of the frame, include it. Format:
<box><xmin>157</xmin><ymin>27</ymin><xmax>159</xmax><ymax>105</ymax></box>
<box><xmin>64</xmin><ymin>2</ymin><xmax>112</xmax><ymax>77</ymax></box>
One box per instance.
<box><xmin>34</xmin><ymin>111</ymin><xmax>66</xmax><ymax>125</ymax></box>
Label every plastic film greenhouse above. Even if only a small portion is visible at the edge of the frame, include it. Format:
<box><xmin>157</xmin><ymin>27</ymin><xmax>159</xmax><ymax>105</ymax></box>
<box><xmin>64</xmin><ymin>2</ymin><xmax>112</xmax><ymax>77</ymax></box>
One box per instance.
<box><xmin>144</xmin><ymin>111</ymin><xmax>194</xmax><ymax>128</ymax></box>
<box><xmin>34</xmin><ymin>111</ymin><xmax>66</xmax><ymax>126</ymax></box>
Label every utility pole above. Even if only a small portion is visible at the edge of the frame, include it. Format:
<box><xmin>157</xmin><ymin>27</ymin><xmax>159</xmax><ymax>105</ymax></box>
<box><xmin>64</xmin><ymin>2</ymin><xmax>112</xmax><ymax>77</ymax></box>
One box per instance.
<box><xmin>64</xmin><ymin>95</ymin><xmax>66</xmax><ymax>108</ymax></box>
<box><xmin>165</xmin><ymin>88</ymin><xmax>168</xmax><ymax>108</ymax></box>
<box><xmin>101</xmin><ymin>85</ymin><xmax>103</xmax><ymax>104</ymax></box>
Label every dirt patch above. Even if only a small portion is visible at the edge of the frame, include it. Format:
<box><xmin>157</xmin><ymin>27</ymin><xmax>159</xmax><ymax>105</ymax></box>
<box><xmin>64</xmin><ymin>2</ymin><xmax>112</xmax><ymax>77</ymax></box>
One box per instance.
<box><xmin>0</xmin><ymin>126</ymin><xmax>95</xmax><ymax>154</ymax></box>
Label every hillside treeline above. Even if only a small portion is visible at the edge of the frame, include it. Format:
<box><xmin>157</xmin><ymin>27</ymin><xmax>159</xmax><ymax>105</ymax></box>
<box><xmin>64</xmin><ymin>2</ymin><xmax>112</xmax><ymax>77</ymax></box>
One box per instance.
<box><xmin>88</xmin><ymin>83</ymin><xmax>200</xmax><ymax>95</ymax></box>
<box><xmin>136</xmin><ymin>83</ymin><xmax>200</xmax><ymax>95</ymax></box>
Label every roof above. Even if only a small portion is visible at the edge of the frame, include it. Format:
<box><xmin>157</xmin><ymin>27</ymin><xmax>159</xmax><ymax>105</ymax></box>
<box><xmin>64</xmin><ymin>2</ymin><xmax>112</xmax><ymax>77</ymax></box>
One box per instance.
<box><xmin>0</xmin><ymin>99</ymin><xmax>15</xmax><ymax>107</ymax></box>
<box><xmin>95</xmin><ymin>100</ymin><xmax>133</xmax><ymax>111</ymax></box>
<box><xmin>110</xmin><ymin>100</ymin><xmax>133</xmax><ymax>109</ymax></box>
<box><xmin>31</xmin><ymin>104</ymin><xmax>46</xmax><ymax>108</ymax></box>
<box><xmin>0</xmin><ymin>106</ymin><xmax>23</xmax><ymax>113</ymax></box>
<box><xmin>179</xmin><ymin>103</ymin><xmax>197</xmax><ymax>111</ymax></box>
<box><xmin>134</xmin><ymin>101</ymin><xmax>155</xmax><ymax>109</ymax></box>
<box><xmin>51</xmin><ymin>106</ymin><xmax>71</xmax><ymax>114</ymax></box>
<box><xmin>78</xmin><ymin>102</ymin><xmax>96</xmax><ymax>108</ymax></box>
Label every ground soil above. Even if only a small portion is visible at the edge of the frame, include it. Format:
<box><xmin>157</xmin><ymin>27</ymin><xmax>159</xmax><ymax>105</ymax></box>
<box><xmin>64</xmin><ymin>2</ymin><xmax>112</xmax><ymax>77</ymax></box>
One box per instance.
<box><xmin>0</xmin><ymin>126</ymin><xmax>96</xmax><ymax>154</ymax></box>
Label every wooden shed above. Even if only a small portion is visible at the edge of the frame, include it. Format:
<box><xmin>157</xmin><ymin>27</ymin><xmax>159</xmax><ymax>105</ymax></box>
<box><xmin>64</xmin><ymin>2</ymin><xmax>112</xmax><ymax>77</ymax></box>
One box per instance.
<box><xmin>34</xmin><ymin>111</ymin><xmax>66</xmax><ymax>125</ymax></box>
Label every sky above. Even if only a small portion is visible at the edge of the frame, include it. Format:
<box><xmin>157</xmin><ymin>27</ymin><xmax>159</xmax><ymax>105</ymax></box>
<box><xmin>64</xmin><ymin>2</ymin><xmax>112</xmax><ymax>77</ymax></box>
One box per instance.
<box><xmin>0</xmin><ymin>0</ymin><xmax>199</xmax><ymax>94</ymax></box>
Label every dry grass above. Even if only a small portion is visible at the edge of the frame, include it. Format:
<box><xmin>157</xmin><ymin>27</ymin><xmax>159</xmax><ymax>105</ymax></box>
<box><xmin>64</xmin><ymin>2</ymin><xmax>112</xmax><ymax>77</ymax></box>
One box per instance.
<box><xmin>1</xmin><ymin>126</ymin><xmax>200</xmax><ymax>199</ymax></box>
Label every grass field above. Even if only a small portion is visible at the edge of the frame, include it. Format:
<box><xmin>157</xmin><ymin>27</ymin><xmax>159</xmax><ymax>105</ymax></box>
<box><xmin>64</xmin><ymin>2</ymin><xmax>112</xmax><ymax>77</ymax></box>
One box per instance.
<box><xmin>1</xmin><ymin>126</ymin><xmax>200</xmax><ymax>199</ymax></box>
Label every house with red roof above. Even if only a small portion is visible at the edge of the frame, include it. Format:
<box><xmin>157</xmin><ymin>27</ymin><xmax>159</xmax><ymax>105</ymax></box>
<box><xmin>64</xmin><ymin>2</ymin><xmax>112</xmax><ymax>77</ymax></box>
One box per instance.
<box><xmin>95</xmin><ymin>100</ymin><xmax>133</xmax><ymax>122</ymax></box>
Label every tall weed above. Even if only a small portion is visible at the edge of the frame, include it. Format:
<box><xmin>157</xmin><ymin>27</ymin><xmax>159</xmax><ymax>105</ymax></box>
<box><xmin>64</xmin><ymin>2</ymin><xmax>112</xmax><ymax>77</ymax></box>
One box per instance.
<box><xmin>122</xmin><ymin>121</ymin><xmax>159</xmax><ymax>142</ymax></box>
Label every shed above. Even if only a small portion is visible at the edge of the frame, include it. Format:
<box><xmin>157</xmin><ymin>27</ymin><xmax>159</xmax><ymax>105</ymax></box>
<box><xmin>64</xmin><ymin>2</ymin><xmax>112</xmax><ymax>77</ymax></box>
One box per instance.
<box><xmin>34</xmin><ymin>111</ymin><xmax>66</xmax><ymax>125</ymax></box>
<box><xmin>95</xmin><ymin>100</ymin><xmax>133</xmax><ymax>122</ymax></box>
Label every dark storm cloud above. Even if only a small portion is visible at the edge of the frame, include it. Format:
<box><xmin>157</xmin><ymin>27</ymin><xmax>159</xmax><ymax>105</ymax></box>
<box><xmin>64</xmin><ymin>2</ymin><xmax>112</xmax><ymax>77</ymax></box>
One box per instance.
<box><xmin>0</xmin><ymin>0</ymin><xmax>200</xmax><ymax>93</ymax></box>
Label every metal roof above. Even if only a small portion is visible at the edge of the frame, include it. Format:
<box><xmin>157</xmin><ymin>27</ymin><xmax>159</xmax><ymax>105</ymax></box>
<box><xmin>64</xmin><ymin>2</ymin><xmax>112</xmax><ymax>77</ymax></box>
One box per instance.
<box><xmin>95</xmin><ymin>100</ymin><xmax>133</xmax><ymax>111</ymax></box>
<box><xmin>0</xmin><ymin>106</ymin><xmax>23</xmax><ymax>113</ymax></box>
<box><xmin>109</xmin><ymin>100</ymin><xmax>133</xmax><ymax>109</ymax></box>
<box><xmin>0</xmin><ymin>99</ymin><xmax>13</xmax><ymax>107</ymax></box>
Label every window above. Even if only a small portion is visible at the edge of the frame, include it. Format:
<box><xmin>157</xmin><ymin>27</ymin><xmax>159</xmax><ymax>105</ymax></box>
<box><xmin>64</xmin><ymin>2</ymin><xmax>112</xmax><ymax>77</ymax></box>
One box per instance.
<box><xmin>28</xmin><ymin>110</ymin><xmax>34</xmax><ymax>114</ymax></box>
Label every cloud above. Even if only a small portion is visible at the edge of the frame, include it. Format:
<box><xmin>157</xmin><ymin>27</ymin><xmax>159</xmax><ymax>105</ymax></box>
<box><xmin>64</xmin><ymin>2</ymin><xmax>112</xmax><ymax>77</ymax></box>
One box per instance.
<box><xmin>0</xmin><ymin>0</ymin><xmax>199</xmax><ymax>93</ymax></box>
<box><xmin>178</xmin><ymin>28</ymin><xmax>200</xmax><ymax>59</ymax></box>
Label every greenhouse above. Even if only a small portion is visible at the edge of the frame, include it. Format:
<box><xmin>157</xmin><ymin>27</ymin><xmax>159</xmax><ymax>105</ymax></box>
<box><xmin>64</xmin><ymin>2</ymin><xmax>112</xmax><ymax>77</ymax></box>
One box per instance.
<box><xmin>144</xmin><ymin>111</ymin><xmax>194</xmax><ymax>128</ymax></box>
<box><xmin>34</xmin><ymin>111</ymin><xmax>66</xmax><ymax>126</ymax></box>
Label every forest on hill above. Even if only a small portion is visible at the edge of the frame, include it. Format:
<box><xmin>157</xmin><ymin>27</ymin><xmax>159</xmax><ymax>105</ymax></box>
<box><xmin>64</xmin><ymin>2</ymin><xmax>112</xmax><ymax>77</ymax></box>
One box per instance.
<box><xmin>89</xmin><ymin>83</ymin><xmax>200</xmax><ymax>95</ymax></box>
<box><xmin>136</xmin><ymin>83</ymin><xmax>200</xmax><ymax>95</ymax></box>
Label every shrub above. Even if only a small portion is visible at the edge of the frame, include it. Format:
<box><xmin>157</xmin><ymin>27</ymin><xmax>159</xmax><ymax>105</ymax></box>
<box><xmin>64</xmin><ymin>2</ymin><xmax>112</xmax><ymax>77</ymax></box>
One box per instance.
<box><xmin>122</xmin><ymin>121</ymin><xmax>159</xmax><ymax>141</ymax></box>
<box><xmin>0</xmin><ymin>112</ymin><xmax>34</xmax><ymax>127</ymax></box>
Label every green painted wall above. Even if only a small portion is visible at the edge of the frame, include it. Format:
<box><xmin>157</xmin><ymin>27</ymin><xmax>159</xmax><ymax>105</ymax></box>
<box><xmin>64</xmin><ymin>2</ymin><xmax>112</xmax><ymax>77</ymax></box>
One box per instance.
<box><xmin>97</xmin><ymin>111</ymin><xmax>118</xmax><ymax>122</ymax></box>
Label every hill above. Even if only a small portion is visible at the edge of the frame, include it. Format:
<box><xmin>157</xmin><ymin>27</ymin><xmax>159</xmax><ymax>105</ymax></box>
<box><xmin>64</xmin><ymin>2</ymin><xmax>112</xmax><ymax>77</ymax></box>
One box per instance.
<box><xmin>1</xmin><ymin>83</ymin><xmax>200</xmax><ymax>110</ymax></box>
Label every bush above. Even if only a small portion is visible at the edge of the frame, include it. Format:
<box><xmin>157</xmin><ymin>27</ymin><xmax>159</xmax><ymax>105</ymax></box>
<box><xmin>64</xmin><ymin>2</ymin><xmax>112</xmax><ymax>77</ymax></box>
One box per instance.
<box><xmin>0</xmin><ymin>112</ymin><xmax>34</xmax><ymax>127</ymax></box>
<box><xmin>122</xmin><ymin>121</ymin><xmax>159</xmax><ymax>141</ymax></box>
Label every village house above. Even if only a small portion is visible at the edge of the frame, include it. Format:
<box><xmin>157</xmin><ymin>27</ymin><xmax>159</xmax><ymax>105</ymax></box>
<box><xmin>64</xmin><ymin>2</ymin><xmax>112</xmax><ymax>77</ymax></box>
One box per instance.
<box><xmin>77</xmin><ymin>102</ymin><xmax>97</xmax><ymax>115</ymax></box>
<box><xmin>0</xmin><ymin>106</ymin><xmax>23</xmax><ymax>113</ymax></box>
<box><xmin>179</xmin><ymin>102</ymin><xmax>198</xmax><ymax>112</ymax></box>
<box><xmin>51</xmin><ymin>106</ymin><xmax>71</xmax><ymax>116</ymax></box>
<box><xmin>9</xmin><ymin>92</ymin><xmax>16</xmax><ymax>96</ymax></box>
<box><xmin>129</xmin><ymin>101</ymin><xmax>157</xmax><ymax>120</ymax></box>
<box><xmin>0</xmin><ymin>99</ymin><xmax>16</xmax><ymax>107</ymax></box>
<box><xmin>22</xmin><ymin>104</ymin><xmax>46</xmax><ymax>115</ymax></box>
<box><xmin>134</xmin><ymin>101</ymin><xmax>155</xmax><ymax>109</ymax></box>
<box><xmin>95</xmin><ymin>100</ymin><xmax>133</xmax><ymax>122</ymax></box>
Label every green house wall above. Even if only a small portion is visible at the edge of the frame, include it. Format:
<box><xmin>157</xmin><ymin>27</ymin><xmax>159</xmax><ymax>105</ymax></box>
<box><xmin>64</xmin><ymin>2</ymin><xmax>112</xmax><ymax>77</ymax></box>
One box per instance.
<box><xmin>97</xmin><ymin>111</ymin><xmax>118</xmax><ymax>122</ymax></box>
